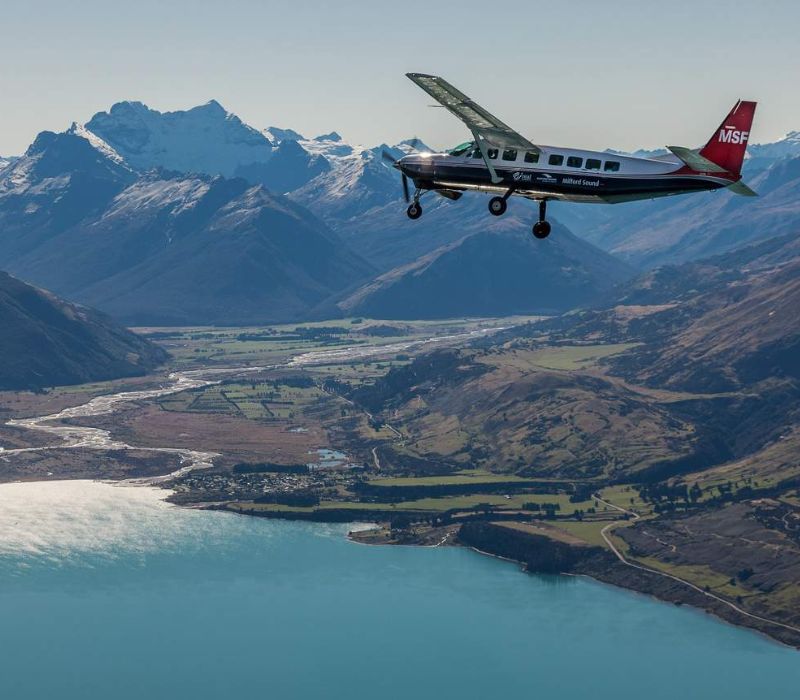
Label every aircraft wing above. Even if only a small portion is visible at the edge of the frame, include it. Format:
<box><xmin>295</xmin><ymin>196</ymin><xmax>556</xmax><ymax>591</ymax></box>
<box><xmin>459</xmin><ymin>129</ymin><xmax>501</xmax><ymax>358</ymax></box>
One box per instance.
<box><xmin>406</xmin><ymin>73</ymin><xmax>540</xmax><ymax>153</ymax></box>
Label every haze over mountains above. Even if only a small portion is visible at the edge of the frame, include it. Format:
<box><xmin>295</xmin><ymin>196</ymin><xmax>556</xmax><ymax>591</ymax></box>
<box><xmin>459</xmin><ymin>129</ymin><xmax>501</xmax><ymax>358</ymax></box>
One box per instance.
<box><xmin>1</xmin><ymin>98</ymin><xmax>799</xmax><ymax>326</ymax></box>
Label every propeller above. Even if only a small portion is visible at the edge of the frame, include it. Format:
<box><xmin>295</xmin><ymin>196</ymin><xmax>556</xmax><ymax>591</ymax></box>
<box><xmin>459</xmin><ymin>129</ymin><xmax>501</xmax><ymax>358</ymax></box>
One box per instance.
<box><xmin>380</xmin><ymin>149</ymin><xmax>411</xmax><ymax>203</ymax></box>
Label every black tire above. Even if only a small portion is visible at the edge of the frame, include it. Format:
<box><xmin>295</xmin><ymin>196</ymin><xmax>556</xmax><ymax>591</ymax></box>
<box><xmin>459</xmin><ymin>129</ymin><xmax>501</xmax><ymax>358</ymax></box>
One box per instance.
<box><xmin>532</xmin><ymin>221</ymin><xmax>551</xmax><ymax>239</ymax></box>
<box><xmin>406</xmin><ymin>203</ymin><xmax>422</xmax><ymax>220</ymax></box>
<box><xmin>488</xmin><ymin>196</ymin><xmax>507</xmax><ymax>216</ymax></box>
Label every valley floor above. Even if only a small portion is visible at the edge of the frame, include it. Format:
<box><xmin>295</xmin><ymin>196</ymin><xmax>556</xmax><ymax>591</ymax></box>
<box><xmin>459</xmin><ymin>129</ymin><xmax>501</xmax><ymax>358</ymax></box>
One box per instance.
<box><xmin>2</xmin><ymin>316</ymin><xmax>799</xmax><ymax>649</ymax></box>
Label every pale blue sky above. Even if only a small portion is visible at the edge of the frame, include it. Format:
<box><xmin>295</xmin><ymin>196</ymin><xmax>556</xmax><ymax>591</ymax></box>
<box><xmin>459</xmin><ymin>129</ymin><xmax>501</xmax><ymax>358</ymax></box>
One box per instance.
<box><xmin>2</xmin><ymin>0</ymin><xmax>799</xmax><ymax>155</ymax></box>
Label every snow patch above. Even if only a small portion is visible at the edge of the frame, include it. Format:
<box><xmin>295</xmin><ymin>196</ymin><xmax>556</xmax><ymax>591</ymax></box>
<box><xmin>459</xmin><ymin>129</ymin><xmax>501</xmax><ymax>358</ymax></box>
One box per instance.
<box><xmin>67</xmin><ymin>122</ymin><xmax>127</xmax><ymax>165</ymax></box>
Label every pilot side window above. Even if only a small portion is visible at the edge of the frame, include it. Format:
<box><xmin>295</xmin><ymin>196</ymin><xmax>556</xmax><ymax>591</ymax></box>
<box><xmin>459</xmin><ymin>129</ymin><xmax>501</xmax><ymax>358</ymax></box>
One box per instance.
<box><xmin>524</xmin><ymin>151</ymin><xmax>539</xmax><ymax>163</ymax></box>
<box><xmin>502</xmin><ymin>149</ymin><xmax>518</xmax><ymax>161</ymax></box>
<box><xmin>487</xmin><ymin>148</ymin><xmax>499</xmax><ymax>159</ymax></box>
<box><xmin>567</xmin><ymin>156</ymin><xmax>583</xmax><ymax>168</ymax></box>
<box><xmin>471</xmin><ymin>149</ymin><xmax>483</xmax><ymax>158</ymax></box>
<box><xmin>586</xmin><ymin>158</ymin><xmax>601</xmax><ymax>170</ymax></box>
<box><xmin>604</xmin><ymin>161</ymin><xmax>621</xmax><ymax>172</ymax></box>
<box><xmin>548</xmin><ymin>154</ymin><xmax>564</xmax><ymax>166</ymax></box>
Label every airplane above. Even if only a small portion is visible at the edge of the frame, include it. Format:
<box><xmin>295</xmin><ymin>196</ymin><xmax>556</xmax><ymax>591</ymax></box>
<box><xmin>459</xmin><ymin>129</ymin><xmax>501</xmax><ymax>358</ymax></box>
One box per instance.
<box><xmin>384</xmin><ymin>73</ymin><xmax>757</xmax><ymax>239</ymax></box>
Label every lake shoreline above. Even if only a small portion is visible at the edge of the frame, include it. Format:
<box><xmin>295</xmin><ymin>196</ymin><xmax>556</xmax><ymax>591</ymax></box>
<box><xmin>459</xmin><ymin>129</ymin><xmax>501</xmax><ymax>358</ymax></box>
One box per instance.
<box><xmin>3</xmin><ymin>470</ymin><xmax>799</xmax><ymax>651</ymax></box>
<box><xmin>347</xmin><ymin>517</ymin><xmax>800</xmax><ymax>650</ymax></box>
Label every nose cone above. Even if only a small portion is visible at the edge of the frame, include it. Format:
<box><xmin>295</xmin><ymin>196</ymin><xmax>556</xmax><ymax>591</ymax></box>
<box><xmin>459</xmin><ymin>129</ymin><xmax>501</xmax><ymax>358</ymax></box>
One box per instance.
<box><xmin>396</xmin><ymin>153</ymin><xmax>431</xmax><ymax>178</ymax></box>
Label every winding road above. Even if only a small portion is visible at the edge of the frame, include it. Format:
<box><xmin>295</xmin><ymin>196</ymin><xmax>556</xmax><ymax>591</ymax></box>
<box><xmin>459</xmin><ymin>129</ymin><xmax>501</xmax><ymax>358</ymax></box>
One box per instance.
<box><xmin>594</xmin><ymin>494</ymin><xmax>800</xmax><ymax>636</ymax></box>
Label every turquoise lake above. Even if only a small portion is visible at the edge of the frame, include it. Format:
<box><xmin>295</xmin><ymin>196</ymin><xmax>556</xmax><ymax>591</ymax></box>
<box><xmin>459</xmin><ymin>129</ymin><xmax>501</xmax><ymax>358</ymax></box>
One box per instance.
<box><xmin>0</xmin><ymin>480</ymin><xmax>797</xmax><ymax>699</ymax></box>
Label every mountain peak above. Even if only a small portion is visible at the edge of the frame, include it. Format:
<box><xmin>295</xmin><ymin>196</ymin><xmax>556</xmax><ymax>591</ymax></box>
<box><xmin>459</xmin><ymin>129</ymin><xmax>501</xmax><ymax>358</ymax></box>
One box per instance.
<box><xmin>197</xmin><ymin>99</ymin><xmax>228</xmax><ymax>115</ymax></box>
<box><xmin>265</xmin><ymin>126</ymin><xmax>305</xmax><ymax>144</ymax></box>
<box><xmin>84</xmin><ymin>99</ymin><xmax>274</xmax><ymax>178</ymax></box>
<box><xmin>314</xmin><ymin>131</ymin><xmax>342</xmax><ymax>142</ymax></box>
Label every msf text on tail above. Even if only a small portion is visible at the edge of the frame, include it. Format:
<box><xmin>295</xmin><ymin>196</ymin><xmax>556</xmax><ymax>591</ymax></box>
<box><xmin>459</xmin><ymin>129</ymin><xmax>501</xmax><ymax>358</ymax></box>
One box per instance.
<box><xmin>384</xmin><ymin>73</ymin><xmax>757</xmax><ymax>239</ymax></box>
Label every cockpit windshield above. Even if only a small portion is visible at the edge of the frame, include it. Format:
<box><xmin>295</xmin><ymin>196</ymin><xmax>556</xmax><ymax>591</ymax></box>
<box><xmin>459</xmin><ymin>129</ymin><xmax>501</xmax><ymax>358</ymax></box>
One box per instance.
<box><xmin>447</xmin><ymin>141</ymin><xmax>475</xmax><ymax>157</ymax></box>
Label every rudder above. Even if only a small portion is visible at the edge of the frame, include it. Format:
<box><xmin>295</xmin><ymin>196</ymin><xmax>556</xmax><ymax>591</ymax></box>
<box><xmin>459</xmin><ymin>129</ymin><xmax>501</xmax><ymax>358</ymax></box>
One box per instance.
<box><xmin>698</xmin><ymin>100</ymin><xmax>757</xmax><ymax>175</ymax></box>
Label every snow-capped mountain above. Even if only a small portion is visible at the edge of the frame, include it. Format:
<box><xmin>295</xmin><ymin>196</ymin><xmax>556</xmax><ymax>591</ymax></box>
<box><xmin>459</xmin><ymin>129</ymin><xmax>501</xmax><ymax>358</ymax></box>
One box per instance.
<box><xmin>0</xmin><ymin>119</ymin><xmax>373</xmax><ymax>325</ymax></box>
<box><xmin>746</xmin><ymin>131</ymin><xmax>800</xmax><ymax>168</ymax></box>
<box><xmin>4</xmin><ymin>96</ymin><xmax>800</xmax><ymax>324</ymax></box>
<box><xmin>84</xmin><ymin>100</ymin><xmax>274</xmax><ymax>177</ymax></box>
<box><xmin>0</xmin><ymin>128</ymin><xmax>135</xmax><ymax>260</ymax></box>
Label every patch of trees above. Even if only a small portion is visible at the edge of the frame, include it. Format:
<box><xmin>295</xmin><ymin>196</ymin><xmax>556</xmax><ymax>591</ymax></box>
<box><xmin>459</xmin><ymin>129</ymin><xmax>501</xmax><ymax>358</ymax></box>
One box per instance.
<box><xmin>637</xmin><ymin>474</ymin><xmax>800</xmax><ymax>514</ymax></box>
<box><xmin>236</xmin><ymin>327</ymin><xmax>349</xmax><ymax>343</ymax></box>
<box><xmin>360</xmin><ymin>325</ymin><xmax>408</xmax><ymax>337</ymax></box>
<box><xmin>570</xmin><ymin>484</ymin><xmax>596</xmax><ymax>503</ymax></box>
<box><xmin>254</xmin><ymin>491</ymin><xmax>320</xmax><ymax>507</ymax></box>
<box><xmin>523</xmin><ymin>502</ymin><xmax>562</xmax><ymax>519</ymax></box>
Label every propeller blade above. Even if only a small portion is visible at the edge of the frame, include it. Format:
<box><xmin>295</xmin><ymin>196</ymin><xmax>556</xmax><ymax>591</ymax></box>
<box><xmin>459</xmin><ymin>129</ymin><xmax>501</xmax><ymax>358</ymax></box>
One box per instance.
<box><xmin>402</xmin><ymin>174</ymin><xmax>410</xmax><ymax>203</ymax></box>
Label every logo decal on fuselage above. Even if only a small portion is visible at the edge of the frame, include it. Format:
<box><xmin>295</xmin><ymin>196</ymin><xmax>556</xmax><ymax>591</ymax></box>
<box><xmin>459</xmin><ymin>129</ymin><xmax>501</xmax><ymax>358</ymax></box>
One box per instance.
<box><xmin>512</xmin><ymin>171</ymin><xmax>533</xmax><ymax>182</ymax></box>
<box><xmin>562</xmin><ymin>176</ymin><xmax>600</xmax><ymax>187</ymax></box>
<box><xmin>719</xmin><ymin>126</ymin><xmax>749</xmax><ymax>144</ymax></box>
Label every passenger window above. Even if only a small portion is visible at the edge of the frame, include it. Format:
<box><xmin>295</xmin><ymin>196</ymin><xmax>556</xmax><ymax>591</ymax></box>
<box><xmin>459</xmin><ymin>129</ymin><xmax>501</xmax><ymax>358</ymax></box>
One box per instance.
<box><xmin>604</xmin><ymin>161</ymin><xmax>621</xmax><ymax>172</ymax></box>
<box><xmin>548</xmin><ymin>154</ymin><xmax>564</xmax><ymax>166</ymax></box>
<box><xmin>524</xmin><ymin>151</ymin><xmax>539</xmax><ymax>163</ymax></box>
<box><xmin>567</xmin><ymin>156</ymin><xmax>583</xmax><ymax>168</ymax></box>
<box><xmin>487</xmin><ymin>148</ymin><xmax>498</xmax><ymax>160</ymax></box>
<box><xmin>471</xmin><ymin>149</ymin><xmax>483</xmax><ymax>159</ymax></box>
<box><xmin>586</xmin><ymin>158</ymin><xmax>601</xmax><ymax>170</ymax></box>
<box><xmin>502</xmin><ymin>149</ymin><xmax>518</xmax><ymax>161</ymax></box>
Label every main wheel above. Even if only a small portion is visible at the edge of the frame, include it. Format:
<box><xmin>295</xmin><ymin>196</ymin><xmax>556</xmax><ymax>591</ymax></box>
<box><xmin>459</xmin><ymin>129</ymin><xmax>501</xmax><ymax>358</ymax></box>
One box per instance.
<box><xmin>406</xmin><ymin>203</ymin><xmax>422</xmax><ymax>220</ymax></box>
<box><xmin>488</xmin><ymin>196</ymin><xmax>507</xmax><ymax>216</ymax></box>
<box><xmin>532</xmin><ymin>221</ymin><xmax>551</xmax><ymax>239</ymax></box>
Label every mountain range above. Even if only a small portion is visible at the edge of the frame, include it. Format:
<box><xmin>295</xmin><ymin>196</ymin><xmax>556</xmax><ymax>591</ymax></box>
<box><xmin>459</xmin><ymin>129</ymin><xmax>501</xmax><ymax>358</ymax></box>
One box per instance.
<box><xmin>1</xmin><ymin>98</ymin><xmax>799</xmax><ymax>325</ymax></box>
<box><xmin>0</xmin><ymin>100</ymin><xmax>644</xmax><ymax>324</ymax></box>
<box><xmin>0</xmin><ymin>123</ymin><xmax>372</xmax><ymax>325</ymax></box>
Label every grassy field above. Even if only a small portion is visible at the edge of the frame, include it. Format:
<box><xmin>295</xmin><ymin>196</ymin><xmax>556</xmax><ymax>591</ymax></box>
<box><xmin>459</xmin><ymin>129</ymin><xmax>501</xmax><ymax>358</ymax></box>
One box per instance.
<box><xmin>496</xmin><ymin>521</ymin><xmax>594</xmax><ymax>546</ymax></box>
<box><xmin>598</xmin><ymin>484</ymin><xmax>653</xmax><ymax>515</ymax></box>
<box><xmin>159</xmin><ymin>380</ymin><xmax>327</xmax><ymax>421</ymax></box>
<box><xmin>548</xmin><ymin>520</ymin><xmax>615</xmax><ymax>548</ymax></box>
<box><xmin>482</xmin><ymin>344</ymin><xmax>638</xmax><ymax>372</ymax></box>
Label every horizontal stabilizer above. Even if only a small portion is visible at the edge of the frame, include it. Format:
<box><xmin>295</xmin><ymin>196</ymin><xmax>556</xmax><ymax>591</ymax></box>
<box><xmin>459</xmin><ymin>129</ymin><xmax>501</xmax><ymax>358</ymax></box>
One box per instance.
<box><xmin>727</xmin><ymin>179</ymin><xmax>758</xmax><ymax>197</ymax></box>
<box><xmin>667</xmin><ymin>146</ymin><xmax>730</xmax><ymax>173</ymax></box>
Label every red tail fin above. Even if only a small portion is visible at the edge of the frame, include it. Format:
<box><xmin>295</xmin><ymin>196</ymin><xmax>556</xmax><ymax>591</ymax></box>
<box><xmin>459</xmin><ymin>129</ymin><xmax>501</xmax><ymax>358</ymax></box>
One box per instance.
<box><xmin>698</xmin><ymin>100</ymin><xmax>757</xmax><ymax>175</ymax></box>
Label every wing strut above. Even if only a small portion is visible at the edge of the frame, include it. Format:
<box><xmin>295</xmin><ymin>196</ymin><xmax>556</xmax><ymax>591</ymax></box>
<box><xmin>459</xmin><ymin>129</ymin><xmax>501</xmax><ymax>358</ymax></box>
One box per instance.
<box><xmin>471</xmin><ymin>129</ymin><xmax>503</xmax><ymax>184</ymax></box>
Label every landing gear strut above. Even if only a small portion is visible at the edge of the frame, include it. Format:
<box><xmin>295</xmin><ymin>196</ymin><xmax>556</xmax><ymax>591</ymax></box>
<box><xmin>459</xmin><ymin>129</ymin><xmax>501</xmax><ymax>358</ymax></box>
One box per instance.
<box><xmin>406</xmin><ymin>189</ymin><xmax>423</xmax><ymax>220</ymax></box>
<box><xmin>532</xmin><ymin>200</ymin><xmax>551</xmax><ymax>239</ymax></box>
<box><xmin>488</xmin><ymin>189</ymin><xmax>514</xmax><ymax>216</ymax></box>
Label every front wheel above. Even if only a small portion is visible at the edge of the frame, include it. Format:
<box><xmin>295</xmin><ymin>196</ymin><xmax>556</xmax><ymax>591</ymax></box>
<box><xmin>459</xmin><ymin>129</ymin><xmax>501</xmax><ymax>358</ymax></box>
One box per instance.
<box><xmin>407</xmin><ymin>203</ymin><xmax>422</xmax><ymax>220</ymax></box>
<box><xmin>488</xmin><ymin>196</ymin><xmax>507</xmax><ymax>216</ymax></box>
<box><xmin>532</xmin><ymin>221</ymin><xmax>551</xmax><ymax>239</ymax></box>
